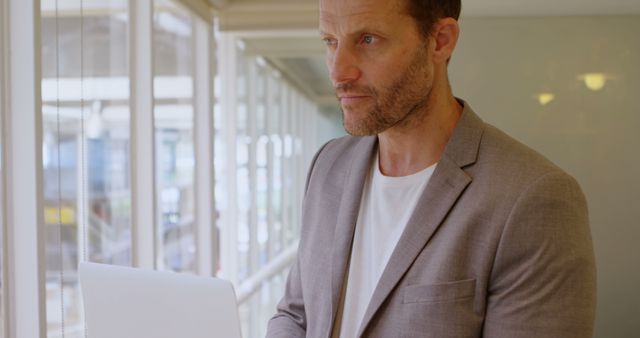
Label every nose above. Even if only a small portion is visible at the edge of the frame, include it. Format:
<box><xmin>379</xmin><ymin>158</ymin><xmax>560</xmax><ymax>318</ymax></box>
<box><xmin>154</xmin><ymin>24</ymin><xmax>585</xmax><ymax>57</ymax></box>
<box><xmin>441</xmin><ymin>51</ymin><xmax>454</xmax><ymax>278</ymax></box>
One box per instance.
<box><xmin>327</xmin><ymin>46</ymin><xmax>361</xmax><ymax>86</ymax></box>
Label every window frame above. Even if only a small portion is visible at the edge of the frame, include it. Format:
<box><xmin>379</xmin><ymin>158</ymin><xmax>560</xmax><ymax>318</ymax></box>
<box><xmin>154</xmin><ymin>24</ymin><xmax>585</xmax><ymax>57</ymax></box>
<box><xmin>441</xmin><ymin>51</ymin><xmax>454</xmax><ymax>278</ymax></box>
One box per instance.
<box><xmin>130</xmin><ymin>0</ymin><xmax>159</xmax><ymax>270</ymax></box>
<box><xmin>193</xmin><ymin>17</ymin><xmax>217</xmax><ymax>276</ymax></box>
<box><xmin>3</xmin><ymin>0</ymin><xmax>47</xmax><ymax>338</ymax></box>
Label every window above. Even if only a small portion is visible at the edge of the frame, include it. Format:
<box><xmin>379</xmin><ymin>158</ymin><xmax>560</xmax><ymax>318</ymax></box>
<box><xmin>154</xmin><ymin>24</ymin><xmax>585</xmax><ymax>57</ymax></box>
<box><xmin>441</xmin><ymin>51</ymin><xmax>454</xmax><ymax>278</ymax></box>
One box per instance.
<box><xmin>238</xmin><ymin>64</ymin><xmax>316</xmax><ymax>338</ymax></box>
<box><xmin>38</xmin><ymin>0</ymin><xmax>214</xmax><ymax>334</ymax></box>
<box><xmin>215</xmin><ymin>38</ymin><xmax>321</xmax><ymax>337</ymax></box>
<box><xmin>41</xmin><ymin>1</ymin><xmax>131</xmax><ymax>336</ymax></box>
<box><xmin>153</xmin><ymin>0</ymin><xmax>196</xmax><ymax>272</ymax></box>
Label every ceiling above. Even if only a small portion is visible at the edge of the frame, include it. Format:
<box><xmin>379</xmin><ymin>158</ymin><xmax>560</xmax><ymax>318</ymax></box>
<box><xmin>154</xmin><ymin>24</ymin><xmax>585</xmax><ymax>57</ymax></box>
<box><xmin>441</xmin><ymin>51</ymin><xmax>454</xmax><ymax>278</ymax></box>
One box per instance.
<box><xmin>212</xmin><ymin>0</ymin><xmax>640</xmax><ymax>17</ymax></box>
<box><xmin>462</xmin><ymin>0</ymin><xmax>640</xmax><ymax>17</ymax></box>
<box><xmin>209</xmin><ymin>0</ymin><xmax>640</xmax><ymax>110</ymax></box>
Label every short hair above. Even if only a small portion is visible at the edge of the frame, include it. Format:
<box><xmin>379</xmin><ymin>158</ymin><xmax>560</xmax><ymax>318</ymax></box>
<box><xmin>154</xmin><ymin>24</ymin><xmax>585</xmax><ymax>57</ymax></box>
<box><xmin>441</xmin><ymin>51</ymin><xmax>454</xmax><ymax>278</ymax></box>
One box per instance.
<box><xmin>405</xmin><ymin>0</ymin><xmax>462</xmax><ymax>38</ymax></box>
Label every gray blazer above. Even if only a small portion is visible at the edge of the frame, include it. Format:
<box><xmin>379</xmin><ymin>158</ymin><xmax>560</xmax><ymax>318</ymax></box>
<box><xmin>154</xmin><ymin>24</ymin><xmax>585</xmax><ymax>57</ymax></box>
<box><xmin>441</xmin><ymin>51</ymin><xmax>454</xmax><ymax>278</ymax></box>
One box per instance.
<box><xmin>266</xmin><ymin>102</ymin><xmax>596</xmax><ymax>338</ymax></box>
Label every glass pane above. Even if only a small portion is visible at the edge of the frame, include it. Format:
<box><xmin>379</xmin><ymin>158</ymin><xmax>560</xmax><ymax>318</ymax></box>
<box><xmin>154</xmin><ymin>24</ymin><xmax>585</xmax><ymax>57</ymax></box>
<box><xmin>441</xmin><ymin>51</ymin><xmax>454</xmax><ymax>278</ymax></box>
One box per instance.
<box><xmin>154</xmin><ymin>0</ymin><xmax>196</xmax><ymax>273</ymax></box>
<box><xmin>256</xmin><ymin>63</ymin><xmax>269</xmax><ymax>268</ymax></box>
<box><xmin>41</xmin><ymin>1</ymin><xmax>131</xmax><ymax>337</ymax></box>
<box><xmin>239</xmin><ymin>268</ymin><xmax>289</xmax><ymax>338</ymax></box>
<box><xmin>213</xmin><ymin>99</ymin><xmax>225</xmax><ymax>278</ymax></box>
<box><xmin>269</xmin><ymin>77</ymin><xmax>284</xmax><ymax>257</ymax></box>
<box><xmin>283</xmin><ymin>86</ymin><xmax>296</xmax><ymax>247</ymax></box>
<box><xmin>236</xmin><ymin>53</ymin><xmax>251</xmax><ymax>282</ymax></box>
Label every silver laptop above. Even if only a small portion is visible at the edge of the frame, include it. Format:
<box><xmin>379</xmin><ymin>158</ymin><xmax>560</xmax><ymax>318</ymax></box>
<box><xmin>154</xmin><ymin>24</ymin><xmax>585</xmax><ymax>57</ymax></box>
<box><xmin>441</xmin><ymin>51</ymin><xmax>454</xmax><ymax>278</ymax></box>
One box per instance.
<box><xmin>79</xmin><ymin>262</ymin><xmax>243</xmax><ymax>338</ymax></box>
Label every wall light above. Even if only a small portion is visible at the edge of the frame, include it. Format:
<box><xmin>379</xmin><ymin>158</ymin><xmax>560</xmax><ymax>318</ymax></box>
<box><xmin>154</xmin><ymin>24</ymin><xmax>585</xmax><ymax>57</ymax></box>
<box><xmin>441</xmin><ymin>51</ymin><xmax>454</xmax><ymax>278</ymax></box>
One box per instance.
<box><xmin>578</xmin><ymin>73</ymin><xmax>609</xmax><ymax>91</ymax></box>
<box><xmin>536</xmin><ymin>93</ymin><xmax>555</xmax><ymax>106</ymax></box>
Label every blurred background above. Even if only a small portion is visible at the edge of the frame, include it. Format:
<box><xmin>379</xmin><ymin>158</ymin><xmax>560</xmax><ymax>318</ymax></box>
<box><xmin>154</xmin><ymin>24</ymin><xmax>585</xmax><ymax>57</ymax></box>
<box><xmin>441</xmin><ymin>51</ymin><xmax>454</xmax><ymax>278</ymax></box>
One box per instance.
<box><xmin>1</xmin><ymin>0</ymin><xmax>638</xmax><ymax>337</ymax></box>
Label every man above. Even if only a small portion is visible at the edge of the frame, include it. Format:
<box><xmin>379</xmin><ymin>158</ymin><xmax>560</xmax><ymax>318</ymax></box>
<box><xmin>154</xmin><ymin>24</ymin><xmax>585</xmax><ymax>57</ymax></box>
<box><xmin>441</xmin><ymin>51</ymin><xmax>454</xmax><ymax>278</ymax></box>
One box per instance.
<box><xmin>266</xmin><ymin>0</ymin><xmax>597</xmax><ymax>337</ymax></box>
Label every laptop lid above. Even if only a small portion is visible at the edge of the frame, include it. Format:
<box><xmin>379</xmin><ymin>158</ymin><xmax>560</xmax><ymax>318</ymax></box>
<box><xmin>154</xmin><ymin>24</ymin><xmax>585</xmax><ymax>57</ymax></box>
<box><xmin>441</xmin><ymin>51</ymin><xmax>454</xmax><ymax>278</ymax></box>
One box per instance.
<box><xmin>79</xmin><ymin>262</ymin><xmax>242</xmax><ymax>338</ymax></box>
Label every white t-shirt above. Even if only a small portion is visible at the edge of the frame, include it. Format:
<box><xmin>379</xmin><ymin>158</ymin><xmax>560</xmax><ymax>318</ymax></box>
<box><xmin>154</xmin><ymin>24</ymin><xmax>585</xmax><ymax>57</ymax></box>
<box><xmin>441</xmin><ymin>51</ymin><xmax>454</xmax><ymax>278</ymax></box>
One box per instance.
<box><xmin>335</xmin><ymin>153</ymin><xmax>437</xmax><ymax>338</ymax></box>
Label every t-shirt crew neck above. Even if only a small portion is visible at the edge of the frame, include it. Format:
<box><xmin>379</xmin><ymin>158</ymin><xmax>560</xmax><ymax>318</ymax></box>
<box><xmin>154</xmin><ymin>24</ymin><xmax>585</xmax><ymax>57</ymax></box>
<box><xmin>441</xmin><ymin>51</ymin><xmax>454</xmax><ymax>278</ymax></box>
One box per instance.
<box><xmin>374</xmin><ymin>156</ymin><xmax>438</xmax><ymax>187</ymax></box>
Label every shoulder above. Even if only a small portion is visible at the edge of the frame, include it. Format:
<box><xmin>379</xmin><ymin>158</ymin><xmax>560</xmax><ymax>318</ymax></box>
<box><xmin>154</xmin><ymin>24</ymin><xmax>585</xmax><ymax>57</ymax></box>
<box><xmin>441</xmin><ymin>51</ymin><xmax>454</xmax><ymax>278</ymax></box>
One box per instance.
<box><xmin>459</xmin><ymin>120</ymin><xmax>589</xmax><ymax>239</ymax></box>
<box><xmin>316</xmin><ymin>134</ymin><xmax>372</xmax><ymax>159</ymax></box>
<box><xmin>310</xmin><ymin>135</ymin><xmax>375</xmax><ymax>174</ymax></box>
<box><xmin>474</xmin><ymin>122</ymin><xmax>581</xmax><ymax>196</ymax></box>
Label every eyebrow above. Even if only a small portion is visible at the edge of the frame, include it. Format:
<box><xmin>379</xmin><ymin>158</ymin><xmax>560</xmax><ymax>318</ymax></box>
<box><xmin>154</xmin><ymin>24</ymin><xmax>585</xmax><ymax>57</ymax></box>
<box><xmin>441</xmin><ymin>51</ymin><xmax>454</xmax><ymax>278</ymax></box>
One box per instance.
<box><xmin>319</xmin><ymin>26</ymin><xmax>387</xmax><ymax>39</ymax></box>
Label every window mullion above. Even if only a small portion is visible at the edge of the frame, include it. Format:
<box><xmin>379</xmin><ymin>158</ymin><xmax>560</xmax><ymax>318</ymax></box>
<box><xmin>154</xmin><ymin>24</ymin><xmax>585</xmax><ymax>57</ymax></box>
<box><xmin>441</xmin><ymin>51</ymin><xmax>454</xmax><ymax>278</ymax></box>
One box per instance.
<box><xmin>265</xmin><ymin>74</ymin><xmax>275</xmax><ymax>261</ymax></box>
<box><xmin>279</xmin><ymin>85</ymin><xmax>288</xmax><ymax>250</ymax></box>
<box><xmin>247</xmin><ymin>58</ymin><xmax>259</xmax><ymax>276</ymax></box>
<box><xmin>4</xmin><ymin>1</ymin><xmax>47</xmax><ymax>337</ymax></box>
<box><xmin>130</xmin><ymin>0</ymin><xmax>157</xmax><ymax>269</ymax></box>
<box><xmin>193</xmin><ymin>18</ymin><xmax>216</xmax><ymax>277</ymax></box>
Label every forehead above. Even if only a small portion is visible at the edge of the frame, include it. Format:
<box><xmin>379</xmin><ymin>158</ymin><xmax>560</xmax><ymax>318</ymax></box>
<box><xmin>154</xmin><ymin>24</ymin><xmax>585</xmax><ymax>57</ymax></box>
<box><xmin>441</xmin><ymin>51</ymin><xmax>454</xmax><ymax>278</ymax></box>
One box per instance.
<box><xmin>319</xmin><ymin>0</ymin><xmax>408</xmax><ymax>31</ymax></box>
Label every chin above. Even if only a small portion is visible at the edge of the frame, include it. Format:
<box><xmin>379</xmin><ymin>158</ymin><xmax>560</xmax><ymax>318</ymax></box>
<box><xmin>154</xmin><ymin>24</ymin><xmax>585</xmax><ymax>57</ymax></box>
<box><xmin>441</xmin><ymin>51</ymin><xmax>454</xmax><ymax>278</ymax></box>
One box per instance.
<box><xmin>343</xmin><ymin>119</ymin><xmax>377</xmax><ymax>137</ymax></box>
<box><xmin>341</xmin><ymin>110</ymin><xmax>360</xmax><ymax>133</ymax></box>
<box><xmin>341</xmin><ymin>114</ymin><xmax>372</xmax><ymax>136</ymax></box>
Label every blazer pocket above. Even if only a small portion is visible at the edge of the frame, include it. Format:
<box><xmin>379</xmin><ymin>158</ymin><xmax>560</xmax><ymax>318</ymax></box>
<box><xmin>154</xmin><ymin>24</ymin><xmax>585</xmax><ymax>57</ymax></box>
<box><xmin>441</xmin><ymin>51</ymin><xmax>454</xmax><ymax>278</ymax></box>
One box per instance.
<box><xmin>402</xmin><ymin>278</ymin><xmax>476</xmax><ymax>304</ymax></box>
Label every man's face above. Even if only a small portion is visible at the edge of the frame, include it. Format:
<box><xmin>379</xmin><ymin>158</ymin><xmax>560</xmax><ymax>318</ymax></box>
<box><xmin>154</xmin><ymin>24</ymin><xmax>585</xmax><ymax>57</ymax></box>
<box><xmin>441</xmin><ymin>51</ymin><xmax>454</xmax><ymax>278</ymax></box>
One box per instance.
<box><xmin>320</xmin><ymin>0</ymin><xmax>434</xmax><ymax>136</ymax></box>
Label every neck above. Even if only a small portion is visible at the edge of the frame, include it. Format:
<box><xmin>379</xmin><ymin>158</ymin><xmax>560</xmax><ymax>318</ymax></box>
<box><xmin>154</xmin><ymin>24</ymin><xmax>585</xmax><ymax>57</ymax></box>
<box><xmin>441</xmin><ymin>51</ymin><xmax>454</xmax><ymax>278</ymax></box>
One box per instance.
<box><xmin>377</xmin><ymin>78</ymin><xmax>462</xmax><ymax>177</ymax></box>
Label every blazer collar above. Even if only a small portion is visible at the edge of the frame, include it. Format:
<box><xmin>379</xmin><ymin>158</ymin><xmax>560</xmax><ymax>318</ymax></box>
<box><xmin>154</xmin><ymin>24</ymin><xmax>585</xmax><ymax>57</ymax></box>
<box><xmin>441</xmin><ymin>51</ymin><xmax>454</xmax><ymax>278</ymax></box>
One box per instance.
<box><xmin>442</xmin><ymin>99</ymin><xmax>485</xmax><ymax>168</ymax></box>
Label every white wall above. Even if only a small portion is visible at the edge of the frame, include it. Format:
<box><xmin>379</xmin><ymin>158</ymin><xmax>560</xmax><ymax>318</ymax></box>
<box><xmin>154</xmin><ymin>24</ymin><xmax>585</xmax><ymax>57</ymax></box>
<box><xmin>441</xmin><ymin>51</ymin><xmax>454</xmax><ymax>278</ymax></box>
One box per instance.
<box><xmin>451</xmin><ymin>16</ymin><xmax>640</xmax><ymax>338</ymax></box>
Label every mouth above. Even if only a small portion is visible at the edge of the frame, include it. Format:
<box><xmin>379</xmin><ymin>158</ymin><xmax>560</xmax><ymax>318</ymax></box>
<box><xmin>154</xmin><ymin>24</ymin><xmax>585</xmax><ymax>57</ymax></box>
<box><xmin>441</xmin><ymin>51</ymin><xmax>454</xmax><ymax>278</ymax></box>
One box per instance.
<box><xmin>338</xmin><ymin>95</ymin><xmax>371</xmax><ymax>105</ymax></box>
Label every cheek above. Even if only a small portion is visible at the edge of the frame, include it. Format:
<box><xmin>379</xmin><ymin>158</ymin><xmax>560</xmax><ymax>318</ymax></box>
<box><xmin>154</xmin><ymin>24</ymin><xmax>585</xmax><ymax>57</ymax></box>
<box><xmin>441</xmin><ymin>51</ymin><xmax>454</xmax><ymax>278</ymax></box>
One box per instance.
<box><xmin>358</xmin><ymin>59</ymin><xmax>392</xmax><ymax>83</ymax></box>
<box><xmin>377</xmin><ymin>48</ymin><xmax>413</xmax><ymax>71</ymax></box>
<box><xmin>362</xmin><ymin>59</ymin><xmax>405</xmax><ymax>90</ymax></box>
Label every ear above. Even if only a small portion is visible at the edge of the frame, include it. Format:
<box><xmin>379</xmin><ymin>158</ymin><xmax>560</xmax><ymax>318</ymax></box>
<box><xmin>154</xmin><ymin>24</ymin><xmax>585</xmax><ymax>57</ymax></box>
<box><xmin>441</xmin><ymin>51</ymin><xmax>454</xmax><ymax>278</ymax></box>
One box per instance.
<box><xmin>431</xmin><ymin>17</ymin><xmax>460</xmax><ymax>64</ymax></box>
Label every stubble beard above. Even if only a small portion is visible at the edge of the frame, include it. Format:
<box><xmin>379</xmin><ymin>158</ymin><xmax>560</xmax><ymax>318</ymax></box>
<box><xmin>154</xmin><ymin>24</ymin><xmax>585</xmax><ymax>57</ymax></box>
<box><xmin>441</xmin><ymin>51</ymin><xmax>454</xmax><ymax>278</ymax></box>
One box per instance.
<box><xmin>339</xmin><ymin>47</ymin><xmax>433</xmax><ymax>136</ymax></box>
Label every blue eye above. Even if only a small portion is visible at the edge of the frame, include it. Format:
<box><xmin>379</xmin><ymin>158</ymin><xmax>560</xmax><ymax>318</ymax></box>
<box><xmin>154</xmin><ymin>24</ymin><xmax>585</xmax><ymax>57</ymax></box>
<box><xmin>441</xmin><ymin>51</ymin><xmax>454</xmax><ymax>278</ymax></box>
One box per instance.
<box><xmin>323</xmin><ymin>38</ymin><xmax>337</xmax><ymax>47</ymax></box>
<box><xmin>362</xmin><ymin>35</ymin><xmax>376</xmax><ymax>44</ymax></box>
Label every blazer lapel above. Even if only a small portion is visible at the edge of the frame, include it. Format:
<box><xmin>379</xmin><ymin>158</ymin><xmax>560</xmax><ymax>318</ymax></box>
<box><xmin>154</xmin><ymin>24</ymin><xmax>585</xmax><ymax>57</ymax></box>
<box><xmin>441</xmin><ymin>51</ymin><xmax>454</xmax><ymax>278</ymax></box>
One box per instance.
<box><xmin>356</xmin><ymin>102</ymin><xmax>485</xmax><ymax>337</ymax></box>
<box><xmin>328</xmin><ymin>136</ymin><xmax>377</xmax><ymax>335</ymax></box>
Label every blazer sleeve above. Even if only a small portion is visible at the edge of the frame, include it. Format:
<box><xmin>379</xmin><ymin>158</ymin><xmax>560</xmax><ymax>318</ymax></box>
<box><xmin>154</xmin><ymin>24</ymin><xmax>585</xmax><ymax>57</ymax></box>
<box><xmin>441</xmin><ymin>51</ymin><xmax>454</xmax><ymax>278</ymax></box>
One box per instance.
<box><xmin>265</xmin><ymin>254</ymin><xmax>307</xmax><ymax>337</ymax></box>
<box><xmin>265</xmin><ymin>140</ymin><xmax>331</xmax><ymax>338</ymax></box>
<box><xmin>483</xmin><ymin>171</ymin><xmax>597</xmax><ymax>338</ymax></box>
